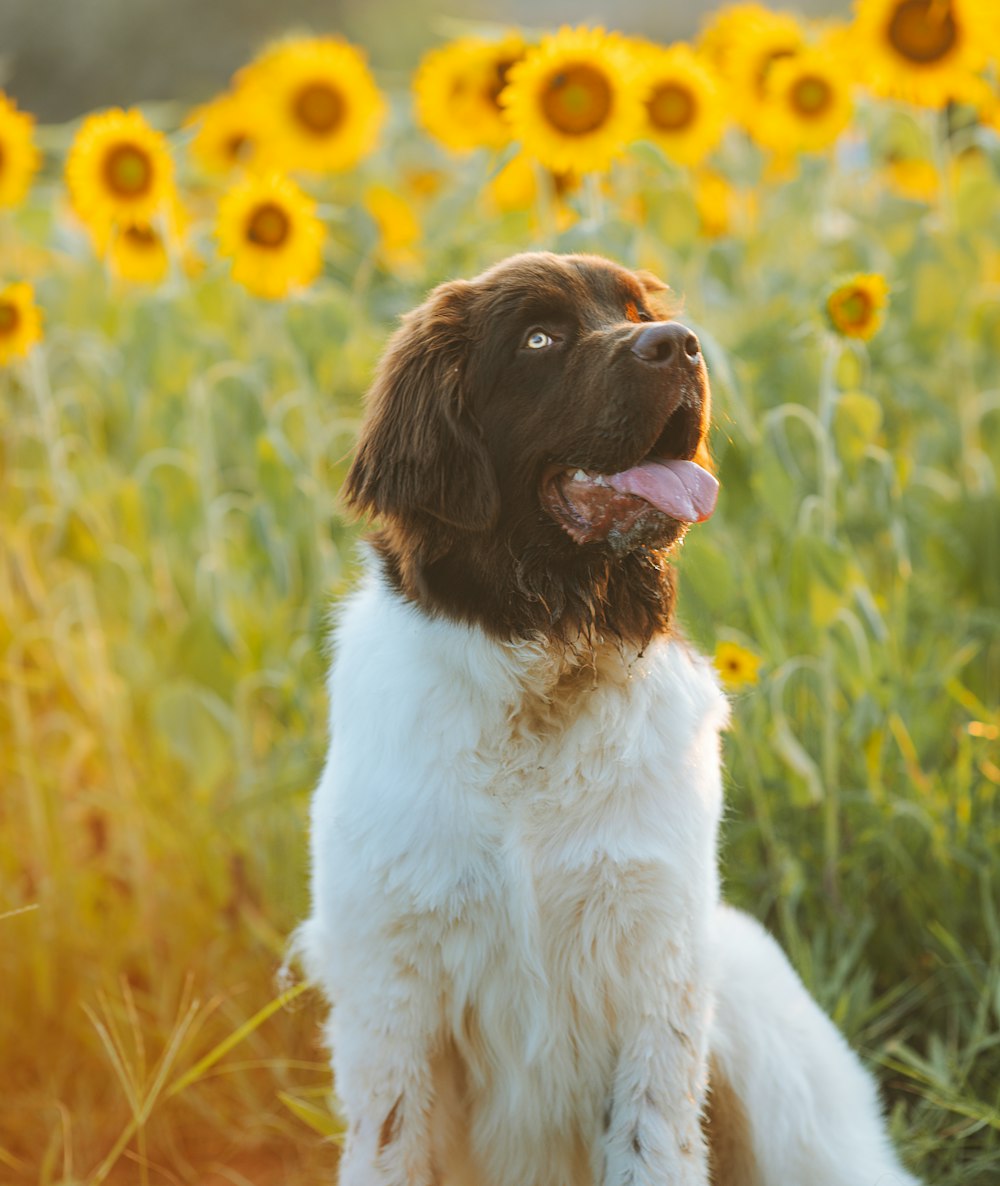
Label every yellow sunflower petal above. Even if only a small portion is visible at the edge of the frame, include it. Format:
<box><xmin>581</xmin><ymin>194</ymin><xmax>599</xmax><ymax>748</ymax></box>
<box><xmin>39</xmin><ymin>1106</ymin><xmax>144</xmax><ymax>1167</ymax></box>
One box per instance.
<box><xmin>699</xmin><ymin>3</ymin><xmax>785</xmax><ymax>73</ymax></box>
<box><xmin>239</xmin><ymin>36</ymin><xmax>385</xmax><ymax>173</ymax></box>
<box><xmin>216</xmin><ymin>171</ymin><xmax>325</xmax><ymax>299</ymax></box>
<box><xmin>500</xmin><ymin>26</ymin><xmax>646</xmax><ymax>175</ymax></box>
<box><xmin>694</xmin><ymin>169</ymin><xmax>737</xmax><ymax>237</ymax></box>
<box><xmin>883</xmin><ymin>155</ymin><xmax>940</xmax><ymax>200</ymax></box>
<box><xmin>106</xmin><ymin>223</ymin><xmax>170</xmax><ymax>285</ymax></box>
<box><xmin>0</xmin><ymin>282</ymin><xmax>43</xmax><ymax>365</ymax></box>
<box><xmin>826</xmin><ymin>273</ymin><xmax>890</xmax><ymax>339</ymax></box>
<box><xmin>415</xmin><ymin>34</ymin><xmax>526</xmax><ymax>153</ymax></box>
<box><xmin>66</xmin><ymin>108</ymin><xmax>176</xmax><ymax>236</ymax></box>
<box><xmin>364</xmin><ymin>184</ymin><xmax>422</xmax><ymax>269</ymax></box>
<box><xmin>0</xmin><ymin>91</ymin><xmax>41</xmax><ymax>209</ymax></box>
<box><xmin>486</xmin><ymin>152</ymin><xmax>539</xmax><ymax>211</ymax></box>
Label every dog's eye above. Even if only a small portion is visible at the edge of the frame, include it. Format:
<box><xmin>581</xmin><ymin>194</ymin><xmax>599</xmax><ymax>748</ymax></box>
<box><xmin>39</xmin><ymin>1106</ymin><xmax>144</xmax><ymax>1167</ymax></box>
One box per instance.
<box><xmin>626</xmin><ymin>301</ymin><xmax>655</xmax><ymax>324</ymax></box>
<box><xmin>525</xmin><ymin>330</ymin><xmax>554</xmax><ymax>350</ymax></box>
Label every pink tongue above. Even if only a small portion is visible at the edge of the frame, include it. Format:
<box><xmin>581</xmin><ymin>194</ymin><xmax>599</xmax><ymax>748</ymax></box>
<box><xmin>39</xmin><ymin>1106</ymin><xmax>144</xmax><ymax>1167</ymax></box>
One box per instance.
<box><xmin>607</xmin><ymin>460</ymin><xmax>719</xmax><ymax>523</ymax></box>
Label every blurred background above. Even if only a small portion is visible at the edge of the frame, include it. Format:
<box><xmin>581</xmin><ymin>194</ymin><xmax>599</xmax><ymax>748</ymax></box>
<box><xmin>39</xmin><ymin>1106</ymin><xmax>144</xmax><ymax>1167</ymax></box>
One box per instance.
<box><xmin>3</xmin><ymin>0</ymin><xmax>998</xmax><ymax>1182</ymax></box>
<box><xmin>2</xmin><ymin>0</ymin><xmax>850</xmax><ymax>121</ymax></box>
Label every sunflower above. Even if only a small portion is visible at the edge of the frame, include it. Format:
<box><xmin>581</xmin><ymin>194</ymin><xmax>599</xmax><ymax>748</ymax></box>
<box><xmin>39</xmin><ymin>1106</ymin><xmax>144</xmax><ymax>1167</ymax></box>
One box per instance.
<box><xmin>714</xmin><ymin>641</ymin><xmax>763</xmax><ymax>690</ymax></box>
<box><xmin>713</xmin><ymin>7</ymin><xmax>808</xmax><ymax>130</ymax></box>
<box><xmin>698</xmin><ymin>3</ymin><xmax>783</xmax><ymax>73</ymax></box>
<box><xmin>500</xmin><ymin>26</ymin><xmax>646</xmax><ymax>175</ymax></box>
<box><xmin>486</xmin><ymin>151</ymin><xmax>539</xmax><ymax>211</ymax></box>
<box><xmin>401</xmin><ymin>167</ymin><xmax>445</xmax><ymax>202</ymax></box>
<box><xmin>106</xmin><ymin>222</ymin><xmax>170</xmax><ymax>285</ymax></box>
<box><xmin>216</xmin><ymin>172</ymin><xmax>324</xmax><ymax>299</ymax></box>
<box><xmin>980</xmin><ymin>89</ymin><xmax>1000</xmax><ymax>136</ymax></box>
<box><xmin>364</xmin><ymin>184</ymin><xmax>421</xmax><ymax>270</ymax></box>
<box><xmin>851</xmin><ymin>0</ymin><xmax>993</xmax><ymax>108</ymax></box>
<box><xmin>0</xmin><ymin>282</ymin><xmax>43</xmax><ymax>365</ymax></box>
<box><xmin>826</xmin><ymin>273</ymin><xmax>890</xmax><ymax>339</ymax></box>
<box><xmin>414</xmin><ymin>34</ymin><xmax>526</xmax><ymax>152</ymax></box>
<box><xmin>186</xmin><ymin>88</ymin><xmax>270</xmax><ymax>175</ymax></box>
<box><xmin>637</xmin><ymin>43</ymin><xmax>727</xmax><ymax>167</ymax></box>
<box><xmin>66</xmin><ymin>108</ymin><xmax>176</xmax><ymax>236</ymax></box>
<box><xmin>239</xmin><ymin>36</ymin><xmax>385</xmax><ymax>173</ymax></box>
<box><xmin>483</xmin><ymin>152</ymin><xmax>579</xmax><ymax>230</ymax></box>
<box><xmin>755</xmin><ymin>47</ymin><xmax>854</xmax><ymax>153</ymax></box>
<box><xmin>0</xmin><ymin>91</ymin><xmax>41</xmax><ymax>209</ymax></box>
<box><xmin>694</xmin><ymin>169</ymin><xmax>738</xmax><ymax>237</ymax></box>
<box><xmin>883</xmin><ymin>154</ymin><xmax>939</xmax><ymax>200</ymax></box>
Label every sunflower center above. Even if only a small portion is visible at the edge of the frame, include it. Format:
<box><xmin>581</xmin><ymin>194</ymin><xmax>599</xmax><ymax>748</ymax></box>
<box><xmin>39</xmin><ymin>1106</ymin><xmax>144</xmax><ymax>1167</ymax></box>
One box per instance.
<box><xmin>293</xmin><ymin>82</ymin><xmax>345</xmax><ymax>135</ymax></box>
<box><xmin>790</xmin><ymin>74</ymin><xmax>833</xmax><ymax>117</ymax></box>
<box><xmin>886</xmin><ymin>0</ymin><xmax>957</xmax><ymax>64</ymax></box>
<box><xmin>837</xmin><ymin>290</ymin><xmax>873</xmax><ymax>326</ymax></box>
<box><xmin>0</xmin><ymin>301</ymin><xmax>20</xmax><ymax>337</ymax></box>
<box><xmin>123</xmin><ymin>225</ymin><xmax>159</xmax><ymax>250</ymax></box>
<box><xmin>225</xmin><ymin>132</ymin><xmax>250</xmax><ymax>162</ymax></box>
<box><xmin>247</xmin><ymin>202</ymin><xmax>291</xmax><ymax>249</ymax></box>
<box><xmin>103</xmin><ymin>143</ymin><xmax>154</xmax><ymax>197</ymax></box>
<box><xmin>648</xmin><ymin>82</ymin><xmax>697</xmax><ymax>132</ymax></box>
<box><xmin>541</xmin><ymin>63</ymin><xmax>613</xmax><ymax>135</ymax></box>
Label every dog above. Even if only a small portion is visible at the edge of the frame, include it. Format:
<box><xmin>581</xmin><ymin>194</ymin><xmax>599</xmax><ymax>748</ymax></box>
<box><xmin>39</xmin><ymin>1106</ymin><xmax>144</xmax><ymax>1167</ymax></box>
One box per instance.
<box><xmin>298</xmin><ymin>252</ymin><xmax>920</xmax><ymax>1186</ymax></box>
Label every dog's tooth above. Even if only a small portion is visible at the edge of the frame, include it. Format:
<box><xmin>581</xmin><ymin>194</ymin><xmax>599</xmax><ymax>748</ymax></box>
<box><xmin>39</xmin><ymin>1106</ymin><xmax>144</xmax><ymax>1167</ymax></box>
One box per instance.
<box><xmin>573</xmin><ymin>469</ymin><xmax>588</xmax><ymax>481</ymax></box>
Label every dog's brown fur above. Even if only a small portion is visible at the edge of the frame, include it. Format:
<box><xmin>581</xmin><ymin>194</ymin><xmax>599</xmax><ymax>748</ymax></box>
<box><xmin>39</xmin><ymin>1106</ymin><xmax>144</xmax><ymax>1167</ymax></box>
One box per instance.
<box><xmin>705</xmin><ymin>1060</ymin><xmax>759</xmax><ymax>1186</ymax></box>
<box><xmin>345</xmin><ymin>252</ymin><xmax>712</xmax><ymax>647</ymax></box>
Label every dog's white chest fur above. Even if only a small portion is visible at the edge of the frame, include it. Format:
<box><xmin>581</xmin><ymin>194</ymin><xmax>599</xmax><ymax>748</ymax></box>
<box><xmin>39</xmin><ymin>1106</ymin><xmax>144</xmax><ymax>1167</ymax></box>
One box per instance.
<box><xmin>304</xmin><ymin>565</ymin><xmax>729</xmax><ymax>1186</ymax></box>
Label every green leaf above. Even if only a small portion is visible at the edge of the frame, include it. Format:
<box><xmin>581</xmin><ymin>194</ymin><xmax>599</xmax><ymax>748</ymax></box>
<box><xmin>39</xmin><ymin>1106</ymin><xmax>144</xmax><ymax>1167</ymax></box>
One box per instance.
<box><xmin>150</xmin><ymin>680</ymin><xmax>233</xmax><ymax>789</ymax></box>
<box><xmin>790</xmin><ymin>536</ymin><xmax>854</xmax><ymax>627</ymax></box>
<box><xmin>679</xmin><ymin>534</ymin><xmax>735</xmax><ymax>619</ymax></box>
<box><xmin>750</xmin><ymin>451</ymin><xmax>800</xmax><ymax>532</ymax></box>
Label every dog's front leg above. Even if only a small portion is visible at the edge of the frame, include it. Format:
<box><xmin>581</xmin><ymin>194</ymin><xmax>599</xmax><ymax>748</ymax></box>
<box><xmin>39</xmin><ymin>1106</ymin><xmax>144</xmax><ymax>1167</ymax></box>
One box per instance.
<box><xmin>330</xmin><ymin>975</ymin><xmax>440</xmax><ymax>1186</ymax></box>
<box><xmin>601</xmin><ymin>993</ymin><xmax>711</xmax><ymax>1186</ymax></box>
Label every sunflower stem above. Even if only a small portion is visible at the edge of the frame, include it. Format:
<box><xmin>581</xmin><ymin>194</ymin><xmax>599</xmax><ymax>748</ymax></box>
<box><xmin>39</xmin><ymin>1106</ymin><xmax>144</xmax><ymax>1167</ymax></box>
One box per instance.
<box><xmin>531</xmin><ymin>160</ymin><xmax>558</xmax><ymax>247</ymax></box>
<box><xmin>818</xmin><ymin>332</ymin><xmax>842</xmax><ymax>904</ymax></box>
<box><xmin>582</xmin><ymin>171</ymin><xmax>605</xmax><ymax>230</ymax></box>
<box><xmin>26</xmin><ymin>346</ymin><xmax>73</xmax><ymax>506</ymax></box>
<box><xmin>925</xmin><ymin>104</ymin><xmax>954</xmax><ymax>229</ymax></box>
<box><xmin>817</xmin><ymin>333</ymin><xmax>841</xmax><ymax>541</ymax></box>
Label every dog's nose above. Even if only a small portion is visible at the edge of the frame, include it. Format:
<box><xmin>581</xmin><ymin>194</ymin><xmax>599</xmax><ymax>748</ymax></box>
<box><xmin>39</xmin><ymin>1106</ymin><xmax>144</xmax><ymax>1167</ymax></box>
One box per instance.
<box><xmin>631</xmin><ymin>321</ymin><xmax>701</xmax><ymax>367</ymax></box>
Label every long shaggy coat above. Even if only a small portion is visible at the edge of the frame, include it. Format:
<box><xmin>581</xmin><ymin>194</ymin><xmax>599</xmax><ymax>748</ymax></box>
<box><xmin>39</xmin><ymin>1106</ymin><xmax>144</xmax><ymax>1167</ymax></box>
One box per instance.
<box><xmin>298</xmin><ymin>252</ymin><xmax>920</xmax><ymax>1186</ymax></box>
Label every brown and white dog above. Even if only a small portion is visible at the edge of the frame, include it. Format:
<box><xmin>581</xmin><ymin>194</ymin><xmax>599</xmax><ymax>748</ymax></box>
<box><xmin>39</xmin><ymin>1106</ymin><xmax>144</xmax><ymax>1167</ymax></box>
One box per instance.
<box><xmin>299</xmin><ymin>252</ymin><xmax>919</xmax><ymax>1186</ymax></box>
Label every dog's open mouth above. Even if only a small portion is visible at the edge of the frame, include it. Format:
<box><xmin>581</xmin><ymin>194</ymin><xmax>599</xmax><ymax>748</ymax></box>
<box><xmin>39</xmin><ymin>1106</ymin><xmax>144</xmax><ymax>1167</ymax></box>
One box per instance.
<box><xmin>542</xmin><ymin>459</ymin><xmax>718</xmax><ymax>546</ymax></box>
<box><xmin>540</xmin><ymin>407</ymin><xmax>719</xmax><ymax>548</ymax></box>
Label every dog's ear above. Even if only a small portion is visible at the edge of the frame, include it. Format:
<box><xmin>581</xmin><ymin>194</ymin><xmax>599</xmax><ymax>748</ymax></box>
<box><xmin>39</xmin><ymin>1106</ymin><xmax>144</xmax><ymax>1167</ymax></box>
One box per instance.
<box><xmin>634</xmin><ymin>269</ymin><xmax>679</xmax><ymax>320</ymax></box>
<box><xmin>633</xmin><ymin>268</ymin><xmax>668</xmax><ymax>295</ymax></box>
<box><xmin>344</xmin><ymin>279</ymin><xmax>500</xmax><ymax>533</ymax></box>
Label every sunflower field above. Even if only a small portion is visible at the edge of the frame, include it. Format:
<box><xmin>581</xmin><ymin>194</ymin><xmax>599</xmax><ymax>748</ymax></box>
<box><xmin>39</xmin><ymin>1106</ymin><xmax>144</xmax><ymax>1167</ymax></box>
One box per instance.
<box><xmin>2</xmin><ymin>0</ymin><xmax>999</xmax><ymax>1182</ymax></box>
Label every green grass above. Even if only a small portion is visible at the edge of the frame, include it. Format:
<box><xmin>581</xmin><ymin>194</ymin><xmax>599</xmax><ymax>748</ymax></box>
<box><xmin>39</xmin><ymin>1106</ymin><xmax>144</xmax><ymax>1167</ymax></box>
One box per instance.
<box><xmin>2</xmin><ymin>95</ymin><xmax>999</xmax><ymax>1184</ymax></box>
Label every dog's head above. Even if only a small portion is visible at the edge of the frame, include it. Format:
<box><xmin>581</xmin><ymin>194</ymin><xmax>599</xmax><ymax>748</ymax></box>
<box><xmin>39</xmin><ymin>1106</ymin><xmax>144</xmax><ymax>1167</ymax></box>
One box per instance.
<box><xmin>346</xmin><ymin>251</ymin><xmax>717</xmax><ymax>644</ymax></box>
